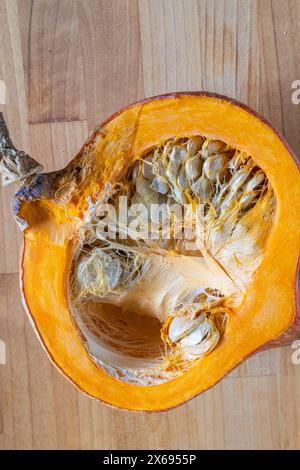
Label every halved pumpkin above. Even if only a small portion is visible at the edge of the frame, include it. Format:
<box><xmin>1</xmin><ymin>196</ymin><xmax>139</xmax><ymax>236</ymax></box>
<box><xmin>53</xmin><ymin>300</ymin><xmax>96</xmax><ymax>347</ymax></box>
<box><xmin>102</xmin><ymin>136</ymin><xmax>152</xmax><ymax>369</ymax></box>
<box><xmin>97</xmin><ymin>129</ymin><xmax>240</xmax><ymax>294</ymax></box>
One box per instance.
<box><xmin>1</xmin><ymin>93</ymin><xmax>300</xmax><ymax>411</ymax></box>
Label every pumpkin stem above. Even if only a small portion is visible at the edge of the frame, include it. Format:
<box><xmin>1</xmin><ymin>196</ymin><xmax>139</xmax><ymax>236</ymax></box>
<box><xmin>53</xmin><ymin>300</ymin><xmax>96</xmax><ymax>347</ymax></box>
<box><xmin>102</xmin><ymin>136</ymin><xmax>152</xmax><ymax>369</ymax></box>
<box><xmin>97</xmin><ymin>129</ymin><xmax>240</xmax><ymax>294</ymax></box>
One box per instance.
<box><xmin>0</xmin><ymin>112</ymin><xmax>43</xmax><ymax>186</ymax></box>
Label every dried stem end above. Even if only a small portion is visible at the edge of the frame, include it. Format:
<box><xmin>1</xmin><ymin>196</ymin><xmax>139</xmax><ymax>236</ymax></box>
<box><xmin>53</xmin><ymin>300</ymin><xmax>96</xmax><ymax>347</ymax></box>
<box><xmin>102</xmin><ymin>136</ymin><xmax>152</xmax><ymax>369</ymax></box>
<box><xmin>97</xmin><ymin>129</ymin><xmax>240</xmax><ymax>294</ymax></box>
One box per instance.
<box><xmin>0</xmin><ymin>113</ymin><xmax>43</xmax><ymax>187</ymax></box>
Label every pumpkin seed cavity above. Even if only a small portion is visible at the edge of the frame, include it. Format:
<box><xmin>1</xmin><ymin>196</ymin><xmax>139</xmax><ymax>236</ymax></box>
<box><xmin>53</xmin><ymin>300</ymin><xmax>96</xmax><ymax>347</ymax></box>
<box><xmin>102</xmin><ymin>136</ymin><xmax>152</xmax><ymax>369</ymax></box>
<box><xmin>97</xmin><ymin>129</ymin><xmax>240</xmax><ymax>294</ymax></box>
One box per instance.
<box><xmin>70</xmin><ymin>136</ymin><xmax>275</xmax><ymax>385</ymax></box>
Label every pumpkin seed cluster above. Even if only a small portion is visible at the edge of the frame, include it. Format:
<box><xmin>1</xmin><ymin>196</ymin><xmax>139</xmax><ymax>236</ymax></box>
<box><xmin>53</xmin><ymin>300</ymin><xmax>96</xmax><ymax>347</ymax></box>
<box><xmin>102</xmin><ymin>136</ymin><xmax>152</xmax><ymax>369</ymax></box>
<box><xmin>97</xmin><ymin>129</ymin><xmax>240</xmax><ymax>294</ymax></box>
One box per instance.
<box><xmin>71</xmin><ymin>135</ymin><xmax>274</xmax><ymax>385</ymax></box>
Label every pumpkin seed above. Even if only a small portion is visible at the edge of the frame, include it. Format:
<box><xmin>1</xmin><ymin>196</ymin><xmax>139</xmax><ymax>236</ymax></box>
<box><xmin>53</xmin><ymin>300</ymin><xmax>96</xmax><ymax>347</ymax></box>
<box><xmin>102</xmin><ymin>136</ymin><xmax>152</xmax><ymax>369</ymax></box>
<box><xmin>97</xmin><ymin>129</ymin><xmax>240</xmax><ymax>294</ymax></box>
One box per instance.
<box><xmin>168</xmin><ymin>315</ymin><xmax>205</xmax><ymax>343</ymax></box>
<box><xmin>185</xmin><ymin>155</ymin><xmax>202</xmax><ymax>182</ymax></box>
<box><xmin>169</xmin><ymin>146</ymin><xmax>186</xmax><ymax>170</ymax></box>
<box><xmin>243</xmin><ymin>170</ymin><xmax>265</xmax><ymax>193</ymax></box>
<box><xmin>177</xmin><ymin>167</ymin><xmax>189</xmax><ymax>190</ymax></box>
<box><xmin>239</xmin><ymin>171</ymin><xmax>265</xmax><ymax>208</ymax></box>
<box><xmin>187</xmin><ymin>136</ymin><xmax>204</xmax><ymax>154</ymax></box>
<box><xmin>228</xmin><ymin>151</ymin><xmax>244</xmax><ymax>172</ymax></box>
<box><xmin>131</xmin><ymin>161</ymin><xmax>140</xmax><ymax>180</ymax></box>
<box><xmin>218</xmin><ymin>167</ymin><xmax>250</xmax><ymax>211</ymax></box>
<box><xmin>203</xmin><ymin>153</ymin><xmax>230</xmax><ymax>182</ymax></box>
<box><xmin>183</xmin><ymin>329</ymin><xmax>220</xmax><ymax>358</ymax></box>
<box><xmin>142</xmin><ymin>156</ymin><xmax>154</xmax><ymax>180</ymax></box>
<box><xmin>150</xmin><ymin>176</ymin><xmax>169</xmax><ymax>194</ymax></box>
<box><xmin>167</xmin><ymin>312</ymin><xmax>221</xmax><ymax>360</ymax></box>
<box><xmin>201</xmin><ymin>140</ymin><xmax>227</xmax><ymax>159</ymax></box>
<box><xmin>179</xmin><ymin>322</ymin><xmax>210</xmax><ymax>346</ymax></box>
<box><xmin>76</xmin><ymin>250</ymin><xmax>122</xmax><ymax>295</ymax></box>
<box><xmin>171</xmin><ymin>184</ymin><xmax>188</xmax><ymax>204</ymax></box>
<box><xmin>136</xmin><ymin>172</ymin><xmax>151</xmax><ymax>195</ymax></box>
<box><xmin>229</xmin><ymin>167</ymin><xmax>250</xmax><ymax>190</ymax></box>
<box><xmin>153</xmin><ymin>159</ymin><xmax>166</xmax><ymax>179</ymax></box>
<box><xmin>106</xmin><ymin>259</ymin><xmax>122</xmax><ymax>290</ymax></box>
<box><xmin>192</xmin><ymin>175</ymin><xmax>213</xmax><ymax>199</ymax></box>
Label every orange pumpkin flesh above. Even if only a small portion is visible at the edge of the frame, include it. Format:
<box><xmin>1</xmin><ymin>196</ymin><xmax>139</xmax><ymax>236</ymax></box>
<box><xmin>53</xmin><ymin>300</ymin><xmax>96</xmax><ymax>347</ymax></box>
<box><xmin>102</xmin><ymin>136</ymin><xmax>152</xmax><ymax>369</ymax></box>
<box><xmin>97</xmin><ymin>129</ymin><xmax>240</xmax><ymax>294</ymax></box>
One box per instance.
<box><xmin>6</xmin><ymin>93</ymin><xmax>300</xmax><ymax>411</ymax></box>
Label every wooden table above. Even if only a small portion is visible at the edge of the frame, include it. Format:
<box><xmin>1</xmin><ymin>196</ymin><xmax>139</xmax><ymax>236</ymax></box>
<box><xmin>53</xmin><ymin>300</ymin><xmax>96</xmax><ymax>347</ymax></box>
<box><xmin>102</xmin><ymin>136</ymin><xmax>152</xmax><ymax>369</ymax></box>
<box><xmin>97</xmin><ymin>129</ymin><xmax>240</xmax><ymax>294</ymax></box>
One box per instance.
<box><xmin>0</xmin><ymin>0</ymin><xmax>300</xmax><ymax>450</ymax></box>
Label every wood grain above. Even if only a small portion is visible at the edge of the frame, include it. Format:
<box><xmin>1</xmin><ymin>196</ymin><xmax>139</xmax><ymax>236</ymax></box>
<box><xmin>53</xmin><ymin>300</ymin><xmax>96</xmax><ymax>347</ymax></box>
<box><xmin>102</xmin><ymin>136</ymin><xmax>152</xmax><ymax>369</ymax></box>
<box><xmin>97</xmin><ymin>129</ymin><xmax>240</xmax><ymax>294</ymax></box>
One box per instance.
<box><xmin>0</xmin><ymin>0</ymin><xmax>300</xmax><ymax>449</ymax></box>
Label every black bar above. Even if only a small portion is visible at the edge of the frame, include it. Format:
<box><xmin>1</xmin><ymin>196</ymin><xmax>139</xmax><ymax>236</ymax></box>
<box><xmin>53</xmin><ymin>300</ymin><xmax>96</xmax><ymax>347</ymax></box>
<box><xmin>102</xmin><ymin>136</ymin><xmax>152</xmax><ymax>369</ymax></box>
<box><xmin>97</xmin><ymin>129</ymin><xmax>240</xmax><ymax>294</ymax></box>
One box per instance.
<box><xmin>0</xmin><ymin>449</ymin><xmax>299</xmax><ymax>465</ymax></box>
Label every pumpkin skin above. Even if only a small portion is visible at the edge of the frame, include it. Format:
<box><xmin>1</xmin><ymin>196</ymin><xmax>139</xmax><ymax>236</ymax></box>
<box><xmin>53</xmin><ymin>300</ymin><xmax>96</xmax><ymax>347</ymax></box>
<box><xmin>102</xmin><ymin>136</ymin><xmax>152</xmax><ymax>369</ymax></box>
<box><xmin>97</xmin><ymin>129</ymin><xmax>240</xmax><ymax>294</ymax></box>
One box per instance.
<box><xmin>3</xmin><ymin>92</ymin><xmax>300</xmax><ymax>411</ymax></box>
